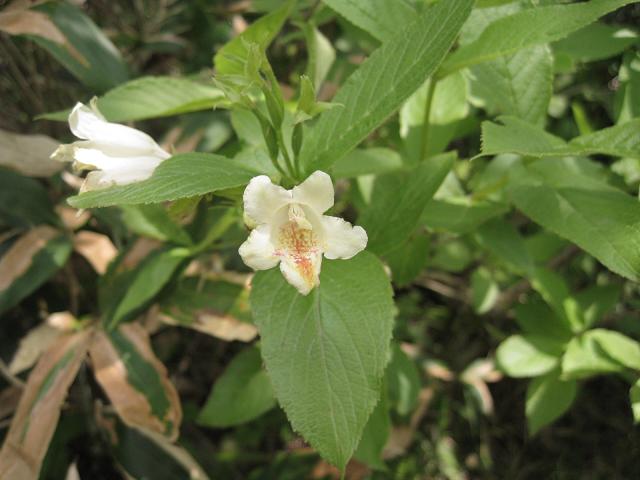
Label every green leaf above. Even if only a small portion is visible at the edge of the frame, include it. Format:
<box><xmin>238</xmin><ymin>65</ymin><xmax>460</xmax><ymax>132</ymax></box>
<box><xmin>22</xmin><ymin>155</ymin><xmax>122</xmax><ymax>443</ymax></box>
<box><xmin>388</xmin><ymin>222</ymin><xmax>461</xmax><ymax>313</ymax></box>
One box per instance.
<box><xmin>299</xmin><ymin>0</ymin><xmax>474</xmax><ymax>173</ymax></box>
<box><xmin>431</xmin><ymin>239</ymin><xmax>474</xmax><ymax>273</ymax></box>
<box><xmin>560</xmin><ymin>329</ymin><xmax>640</xmax><ymax>379</ymax></box>
<box><xmin>302</xmin><ymin>24</ymin><xmax>336</xmax><ymax>89</ymax></box>
<box><xmin>332</xmin><ymin>148</ymin><xmax>403</xmax><ymax>179</ymax></box>
<box><xmin>359</xmin><ymin>152</ymin><xmax>454</xmax><ymax>255</ymax></box>
<box><xmin>631</xmin><ymin>379</ymin><xmax>640</xmax><ymax>423</ymax></box>
<box><xmin>475</xmin><ymin>218</ymin><xmax>534</xmax><ymax>275</ymax></box>
<box><xmin>477</xmin><ymin>117</ymin><xmax>640</xmax><ymax>160</ymax></box>
<box><xmin>421</xmin><ymin>198</ymin><xmax>508</xmax><ymax>234</ymax></box>
<box><xmin>530</xmin><ymin>268</ymin><xmax>584</xmax><ymax>333</ymax></box>
<box><xmin>386</xmin><ymin>343</ymin><xmax>421</xmax><ymax>417</ymax></box>
<box><xmin>0</xmin><ymin>228</ymin><xmax>72</xmax><ymax>314</ymax></box>
<box><xmin>471</xmin><ymin>267</ymin><xmax>500</xmax><ymax>314</ymax></box>
<box><xmin>467</xmin><ymin>45</ymin><xmax>553</xmax><ymax>126</ymax></box>
<box><xmin>400</xmin><ymin>71</ymin><xmax>469</xmax><ymax>136</ymax></box>
<box><xmin>553</xmin><ymin>22</ymin><xmax>639</xmax><ymax>64</ymax></box>
<box><xmin>323</xmin><ymin>0</ymin><xmax>416</xmax><ymax>42</ymax></box>
<box><xmin>385</xmin><ymin>232</ymin><xmax>430</xmax><ymax>286</ymax></box>
<box><xmin>575</xmin><ymin>284</ymin><xmax>621</xmax><ymax>329</ymax></box>
<box><xmin>105</xmin><ymin>248</ymin><xmax>187</xmax><ymax>329</ymax></box>
<box><xmin>32</xmin><ymin>2</ymin><xmax>128</xmax><ymax>92</ymax></box>
<box><xmin>250</xmin><ymin>252</ymin><xmax>394</xmax><ymax>469</ymax></box>
<box><xmin>514</xmin><ymin>300</ymin><xmax>573</xmax><ymax>342</ymax></box>
<box><xmin>90</xmin><ymin>324</ymin><xmax>182</xmax><ymax>440</ymax></box>
<box><xmin>214</xmin><ymin>0</ymin><xmax>294</xmax><ymax>75</ymax></box>
<box><xmin>614</xmin><ymin>52</ymin><xmax>640</xmax><ymax>124</ymax></box>
<box><xmin>198</xmin><ymin>346</ymin><xmax>276</xmax><ymax>428</ymax></box>
<box><xmin>510</xmin><ymin>173</ymin><xmax>640</xmax><ymax>282</ymax></box>
<box><xmin>40</xmin><ymin>76</ymin><xmax>226</xmax><ymax>123</ymax></box>
<box><xmin>353</xmin><ymin>392</ymin><xmax>390</xmax><ymax>471</ymax></box>
<box><xmin>439</xmin><ymin>0</ymin><xmax>636</xmax><ymax>77</ymax></box>
<box><xmin>496</xmin><ymin>334</ymin><xmax>564</xmax><ymax>378</ymax></box>
<box><xmin>68</xmin><ymin>153</ymin><xmax>257</xmax><ymax>208</ymax></box>
<box><xmin>526</xmin><ymin>370</ymin><xmax>577</xmax><ymax>435</ymax></box>
<box><xmin>120</xmin><ymin>205</ymin><xmax>192</xmax><ymax>245</ymax></box>
<box><xmin>0</xmin><ymin>168</ymin><xmax>58</xmax><ymax>228</ymax></box>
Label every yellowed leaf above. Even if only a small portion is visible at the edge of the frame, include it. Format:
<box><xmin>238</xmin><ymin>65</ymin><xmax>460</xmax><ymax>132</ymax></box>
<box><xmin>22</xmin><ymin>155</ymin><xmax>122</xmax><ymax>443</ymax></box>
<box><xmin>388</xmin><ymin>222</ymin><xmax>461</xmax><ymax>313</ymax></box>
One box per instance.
<box><xmin>89</xmin><ymin>323</ymin><xmax>182</xmax><ymax>441</ymax></box>
<box><xmin>0</xmin><ymin>8</ymin><xmax>86</xmax><ymax>65</ymax></box>
<box><xmin>0</xmin><ymin>130</ymin><xmax>62</xmax><ymax>178</ymax></box>
<box><xmin>73</xmin><ymin>231</ymin><xmax>118</xmax><ymax>275</ymax></box>
<box><xmin>8</xmin><ymin>324</ymin><xmax>63</xmax><ymax>375</ymax></box>
<box><xmin>160</xmin><ymin>310</ymin><xmax>258</xmax><ymax>342</ymax></box>
<box><xmin>0</xmin><ymin>226</ymin><xmax>59</xmax><ymax>292</ymax></box>
<box><xmin>55</xmin><ymin>206</ymin><xmax>90</xmax><ymax>231</ymax></box>
<box><xmin>0</xmin><ymin>329</ymin><xmax>92</xmax><ymax>480</ymax></box>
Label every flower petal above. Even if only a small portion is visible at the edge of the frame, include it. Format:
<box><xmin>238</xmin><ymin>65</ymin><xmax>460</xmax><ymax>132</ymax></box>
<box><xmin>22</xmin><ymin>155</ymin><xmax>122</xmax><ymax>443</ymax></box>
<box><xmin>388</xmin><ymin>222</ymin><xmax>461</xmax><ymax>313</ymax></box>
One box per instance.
<box><xmin>321</xmin><ymin>216</ymin><xmax>368</xmax><ymax>260</ymax></box>
<box><xmin>243</xmin><ymin>175</ymin><xmax>291</xmax><ymax>225</ymax></box>
<box><xmin>238</xmin><ymin>225</ymin><xmax>279</xmax><ymax>270</ymax></box>
<box><xmin>279</xmin><ymin>252</ymin><xmax>322</xmax><ymax>295</ymax></box>
<box><xmin>69</xmin><ymin>102</ymin><xmax>169</xmax><ymax>158</ymax></box>
<box><xmin>292</xmin><ymin>170</ymin><xmax>334</xmax><ymax>214</ymax></box>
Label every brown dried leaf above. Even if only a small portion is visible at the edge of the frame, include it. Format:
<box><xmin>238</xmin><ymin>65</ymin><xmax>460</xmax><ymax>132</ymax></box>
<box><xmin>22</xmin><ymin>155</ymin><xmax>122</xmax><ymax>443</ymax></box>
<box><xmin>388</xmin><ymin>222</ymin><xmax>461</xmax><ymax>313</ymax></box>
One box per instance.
<box><xmin>0</xmin><ymin>329</ymin><xmax>92</xmax><ymax>480</ymax></box>
<box><xmin>8</xmin><ymin>323</ymin><xmax>63</xmax><ymax>375</ymax></box>
<box><xmin>73</xmin><ymin>231</ymin><xmax>118</xmax><ymax>275</ymax></box>
<box><xmin>0</xmin><ymin>8</ymin><xmax>86</xmax><ymax>64</ymax></box>
<box><xmin>311</xmin><ymin>458</ymin><xmax>370</xmax><ymax>480</ymax></box>
<box><xmin>89</xmin><ymin>323</ymin><xmax>182</xmax><ymax>441</ymax></box>
<box><xmin>55</xmin><ymin>206</ymin><xmax>90</xmax><ymax>231</ymax></box>
<box><xmin>0</xmin><ymin>226</ymin><xmax>59</xmax><ymax>292</ymax></box>
<box><xmin>119</xmin><ymin>238</ymin><xmax>161</xmax><ymax>270</ymax></box>
<box><xmin>159</xmin><ymin>310</ymin><xmax>258</xmax><ymax>342</ymax></box>
<box><xmin>0</xmin><ymin>130</ymin><xmax>62</xmax><ymax>178</ymax></box>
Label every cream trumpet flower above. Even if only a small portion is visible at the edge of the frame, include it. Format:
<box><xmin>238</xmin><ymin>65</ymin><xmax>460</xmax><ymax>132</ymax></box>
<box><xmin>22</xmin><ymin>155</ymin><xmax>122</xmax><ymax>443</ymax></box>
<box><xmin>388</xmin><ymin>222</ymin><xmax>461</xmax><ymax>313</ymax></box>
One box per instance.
<box><xmin>239</xmin><ymin>171</ymin><xmax>368</xmax><ymax>295</ymax></box>
<box><xmin>51</xmin><ymin>99</ymin><xmax>170</xmax><ymax>192</ymax></box>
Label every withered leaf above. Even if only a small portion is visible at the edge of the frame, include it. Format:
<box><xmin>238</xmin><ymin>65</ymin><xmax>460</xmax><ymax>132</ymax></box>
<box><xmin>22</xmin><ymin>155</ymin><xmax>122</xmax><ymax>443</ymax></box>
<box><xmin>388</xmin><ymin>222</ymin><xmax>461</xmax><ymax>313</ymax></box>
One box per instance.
<box><xmin>73</xmin><ymin>231</ymin><xmax>118</xmax><ymax>275</ymax></box>
<box><xmin>0</xmin><ymin>130</ymin><xmax>62</xmax><ymax>178</ymax></box>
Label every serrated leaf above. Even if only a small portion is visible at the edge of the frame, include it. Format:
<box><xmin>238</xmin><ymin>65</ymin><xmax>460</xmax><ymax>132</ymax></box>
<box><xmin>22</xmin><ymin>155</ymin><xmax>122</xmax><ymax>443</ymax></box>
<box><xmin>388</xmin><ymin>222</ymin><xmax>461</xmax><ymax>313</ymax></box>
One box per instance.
<box><xmin>323</xmin><ymin>0</ymin><xmax>416</xmax><ymax>42</ymax></box>
<box><xmin>439</xmin><ymin>0</ymin><xmax>636</xmax><ymax>77</ymax></box>
<box><xmin>359</xmin><ymin>153</ymin><xmax>455</xmax><ymax>255</ymax></box>
<box><xmin>89</xmin><ymin>323</ymin><xmax>182</xmax><ymax>440</ymax></box>
<box><xmin>67</xmin><ymin>153</ymin><xmax>256</xmax><ymax>209</ymax></box>
<box><xmin>214</xmin><ymin>0</ymin><xmax>294</xmax><ymax>75</ymax></box>
<box><xmin>496</xmin><ymin>334</ymin><xmax>564</xmax><ymax>378</ymax></box>
<box><xmin>477</xmin><ymin>117</ymin><xmax>640</xmax><ymax>160</ymax></box>
<box><xmin>299</xmin><ymin>0</ymin><xmax>473</xmax><ymax>173</ymax></box>
<box><xmin>31</xmin><ymin>2</ymin><xmax>128</xmax><ymax>92</ymax></box>
<box><xmin>526</xmin><ymin>370</ymin><xmax>577</xmax><ymax>435</ymax></box>
<box><xmin>468</xmin><ymin>45</ymin><xmax>552</xmax><ymax>126</ymax></box>
<box><xmin>0</xmin><ymin>330</ymin><xmax>92</xmax><ymax>479</ymax></box>
<box><xmin>198</xmin><ymin>346</ymin><xmax>276</xmax><ymax>428</ymax></box>
<box><xmin>250</xmin><ymin>252</ymin><xmax>394</xmax><ymax>469</ymax></box>
<box><xmin>510</xmin><ymin>175</ymin><xmax>640</xmax><ymax>282</ymax></box>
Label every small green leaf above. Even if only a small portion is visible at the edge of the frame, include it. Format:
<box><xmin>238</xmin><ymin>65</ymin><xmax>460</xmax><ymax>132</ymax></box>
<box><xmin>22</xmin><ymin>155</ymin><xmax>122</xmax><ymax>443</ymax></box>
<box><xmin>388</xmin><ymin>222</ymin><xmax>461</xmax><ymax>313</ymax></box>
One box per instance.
<box><xmin>496</xmin><ymin>334</ymin><xmax>564</xmax><ymax>378</ymax></box>
<box><xmin>471</xmin><ymin>267</ymin><xmax>500</xmax><ymax>314</ymax></box>
<box><xmin>354</xmin><ymin>393</ymin><xmax>390</xmax><ymax>471</ymax></box>
<box><xmin>476</xmin><ymin>218</ymin><xmax>534</xmax><ymax>275</ymax></box>
<box><xmin>614</xmin><ymin>52</ymin><xmax>640</xmax><ymax>124</ymax></box>
<box><xmin>387</xmin><ymin>343</ymin><xmax>421</xmax><ymax>417</ymax></box>
<box><xmin>531</xmin><ymin>268</ymin><xmax>583</xmax><ymax>333</ymax></box>
<box><xmin>526</xmin><ymin>370</ymin><xmax>577</xmax><ymax>435</ymax></box>
<box><xmin>421</xmin><ymin>198</ymin><xmax>508</xmax><ymax>234</ymax></box>
<box><xmin>575</xmin><ymin>284</ymin><xmax>621</xmax><ymax>329</ymax></box>
<box><xmin>553</xmin><ymin>22</ymin><xmax>639</xmax><ymax>64</ymax></box>
<box><xmin>302</xmin><ymin>24</ymin><xmax>336</xmax><ymax>89</ymax></box>
<box><xmin>198</xmin><ymin>346</ymin><xmax>276</xmax><ymax>428</ymax></box>
<box><xmin>439</xmin><ymin>0</ymin><xmax>636</xmax><ymax>77</ymax></box>
<box><xmin>514</xmin><ymin>300</ymin><xmax>573</xmax><ymax>342</ymax></box>
<box><xmin>630</xmin><ymin>379</ymin><xmax>640</xmax><ymax>423</ymax></box>
<box><xmin>250</xmin><ymin>252</ymin><xmax>394</xmax><ymax>469</ymax></box>
<box><xmin>561</xmin><ymin>330</ymin><xmax>635</xmax><ymax>380</ymax></box>
<box><xmin>214</xmin><ymin>0</ymin><xmax>294</xmax><ymax>75</ymax></box>
<box><xmin>385</xmin><ymin>232</ymin><xmax>430</xmax><ymax>286</ymax></box>
<box><xmin>299</xmin><ymin>0</ymin><xmax>473</xmax><ymax>173</ymax></box>
<box><xmin>120</xmin><ymin>205</ymin><xmax>192</xmax><ymax>245</ymax></box>
<box><xmin>68</xmin><ymin>153</ymin><xmax>257</xmax><ymax>208</ymax></box>
<box><xmin>331</xmin><ymin>148</ymin><xmax>403</xmax><ymax>179</ymax></box>
<box><xmin>359</xmin><ymin>152</ymin><xmax>454</xmax><ymax>255</ymax></box>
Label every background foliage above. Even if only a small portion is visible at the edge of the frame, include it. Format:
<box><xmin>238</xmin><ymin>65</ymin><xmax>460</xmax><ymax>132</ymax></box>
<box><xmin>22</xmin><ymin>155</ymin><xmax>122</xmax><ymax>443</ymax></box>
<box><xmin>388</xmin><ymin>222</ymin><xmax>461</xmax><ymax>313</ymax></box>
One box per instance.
<box><xmin>1</xmin><ymin>0</ymin><xmax>640</xmax><ymax>479</ymax></box>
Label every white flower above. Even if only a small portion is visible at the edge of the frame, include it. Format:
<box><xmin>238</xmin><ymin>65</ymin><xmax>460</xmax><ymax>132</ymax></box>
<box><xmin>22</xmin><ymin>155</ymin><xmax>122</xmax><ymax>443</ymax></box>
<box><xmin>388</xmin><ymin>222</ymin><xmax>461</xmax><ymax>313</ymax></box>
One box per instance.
<box><xmin>239</xmin><ymin>171</ymin><xmax>368</xmax><ymax>295</ymax></box>
<box><xmin>51</xmin><ymin>99</ymin><xmax>170</xmax><ymax>191</ymax></box>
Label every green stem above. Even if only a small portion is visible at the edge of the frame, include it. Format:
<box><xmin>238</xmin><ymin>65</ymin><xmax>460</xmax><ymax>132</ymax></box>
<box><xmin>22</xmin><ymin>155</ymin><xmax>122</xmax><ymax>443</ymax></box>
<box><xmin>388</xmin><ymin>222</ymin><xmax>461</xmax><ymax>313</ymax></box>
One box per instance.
<box><xmin>419</xmin><ymin>77</ymin><xmax>438</xmax><ymax>162</ymax></box>
<box><xmin>277</xmin><ymin>129</ymin><xmax>299</xmax><ymax>180</ymax></box>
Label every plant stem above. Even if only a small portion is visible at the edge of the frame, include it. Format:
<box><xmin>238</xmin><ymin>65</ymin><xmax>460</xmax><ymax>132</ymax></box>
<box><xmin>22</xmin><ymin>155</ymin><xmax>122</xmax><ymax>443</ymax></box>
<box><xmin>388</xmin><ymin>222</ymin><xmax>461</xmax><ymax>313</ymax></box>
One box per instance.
<box><xmin>277</xmin><ymin>129</ymin><xmax>299</xmax><ymax>180</ymax></box>
<box><xmin>419</xmin><ymin>77</ymin><xmax>438</xmax><ymax>162</ymax></box>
